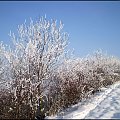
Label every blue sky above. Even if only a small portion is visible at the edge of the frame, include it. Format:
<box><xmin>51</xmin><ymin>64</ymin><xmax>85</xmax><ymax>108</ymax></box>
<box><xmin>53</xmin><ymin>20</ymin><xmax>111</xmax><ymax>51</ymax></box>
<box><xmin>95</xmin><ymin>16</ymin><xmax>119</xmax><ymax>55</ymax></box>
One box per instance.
<box><xmin>0</xmin><ymin>1</ymin><xmax>120</xmax><ymax>57</ymax></box>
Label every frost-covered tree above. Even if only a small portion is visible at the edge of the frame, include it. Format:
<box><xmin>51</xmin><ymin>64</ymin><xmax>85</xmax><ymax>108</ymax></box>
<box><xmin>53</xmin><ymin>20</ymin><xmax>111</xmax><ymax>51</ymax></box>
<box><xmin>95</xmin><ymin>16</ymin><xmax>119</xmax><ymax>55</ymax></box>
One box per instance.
<box><xmin>2</xmin><ymin>16</ymin><xmax>69</xmax><ymax>118</ymax></box>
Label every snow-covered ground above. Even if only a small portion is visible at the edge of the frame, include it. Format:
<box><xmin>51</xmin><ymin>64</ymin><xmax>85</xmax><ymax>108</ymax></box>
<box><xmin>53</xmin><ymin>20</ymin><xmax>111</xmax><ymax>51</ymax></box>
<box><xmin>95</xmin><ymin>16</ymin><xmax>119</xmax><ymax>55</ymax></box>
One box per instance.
<box><xmin>46</xmin><ymin>81</ymin><xmax>120</xmax><ymax>119</ymax></box>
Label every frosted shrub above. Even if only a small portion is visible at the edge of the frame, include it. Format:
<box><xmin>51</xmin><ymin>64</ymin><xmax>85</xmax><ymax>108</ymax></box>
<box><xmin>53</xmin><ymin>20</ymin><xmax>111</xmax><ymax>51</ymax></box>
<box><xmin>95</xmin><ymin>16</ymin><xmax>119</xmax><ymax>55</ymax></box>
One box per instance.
<box><xmin>53</xmin><ymin>50</ymin><xmax>120</xmax><ymax>115</ymax></box>
<box><xmin>0</xmin><ymin>17</ymin><xmax>69</xmax><ymax>119</ymax></box>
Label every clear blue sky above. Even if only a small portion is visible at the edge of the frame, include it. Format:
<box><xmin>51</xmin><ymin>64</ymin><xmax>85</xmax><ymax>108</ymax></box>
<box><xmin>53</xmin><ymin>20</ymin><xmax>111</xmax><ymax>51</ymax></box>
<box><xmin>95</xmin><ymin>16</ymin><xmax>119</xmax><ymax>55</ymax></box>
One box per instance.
<box><xmin>0</xmin><ymin>1</ymin><xmax>120</xmax><ymax>57</ymax></box>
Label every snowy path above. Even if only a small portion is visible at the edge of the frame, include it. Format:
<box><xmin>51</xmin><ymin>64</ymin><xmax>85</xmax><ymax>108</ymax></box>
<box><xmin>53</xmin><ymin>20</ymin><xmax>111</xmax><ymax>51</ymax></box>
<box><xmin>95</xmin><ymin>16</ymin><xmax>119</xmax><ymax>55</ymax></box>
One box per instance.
<box><xmin>85</xmin><ymin>82</ymin><xmax>120</xmax><ymax>119</ymax></box>
<box><xmin>46</xmin><ymin>81</ymin><xmax>120</xmax><ymax>119</ymax></box>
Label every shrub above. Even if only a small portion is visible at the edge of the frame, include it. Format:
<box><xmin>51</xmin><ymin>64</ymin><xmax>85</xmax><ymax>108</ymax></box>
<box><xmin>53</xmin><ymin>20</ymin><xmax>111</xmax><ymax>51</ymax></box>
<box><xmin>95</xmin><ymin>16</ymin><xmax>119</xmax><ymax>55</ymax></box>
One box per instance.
<box><xmin>0</xmin><ymin>16</ymin><xmax>69</xmax><ymax>119</ymax></box>
<box><xmin>48</xmin><ymin>50</ymin><xmax>120</xmax><ymax>115</ymax></box>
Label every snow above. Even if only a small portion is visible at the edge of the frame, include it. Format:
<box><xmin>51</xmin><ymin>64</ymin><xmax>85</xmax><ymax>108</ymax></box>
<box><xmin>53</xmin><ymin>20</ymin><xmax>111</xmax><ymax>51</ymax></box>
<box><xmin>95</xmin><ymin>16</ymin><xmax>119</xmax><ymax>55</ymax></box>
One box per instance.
<box><xmin>46</xmin><ymin>81</ymin><xmax>120</xmax><ymax>119</ymax></box>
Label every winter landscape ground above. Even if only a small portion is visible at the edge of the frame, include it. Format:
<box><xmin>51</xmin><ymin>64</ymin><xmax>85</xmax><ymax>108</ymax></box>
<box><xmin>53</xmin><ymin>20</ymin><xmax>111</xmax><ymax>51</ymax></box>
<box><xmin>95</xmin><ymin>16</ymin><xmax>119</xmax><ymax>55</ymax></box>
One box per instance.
<box><xmin>46</xmin><ymin>81</ymin><xmax>120</xmax><ymax>119</ymax></box>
